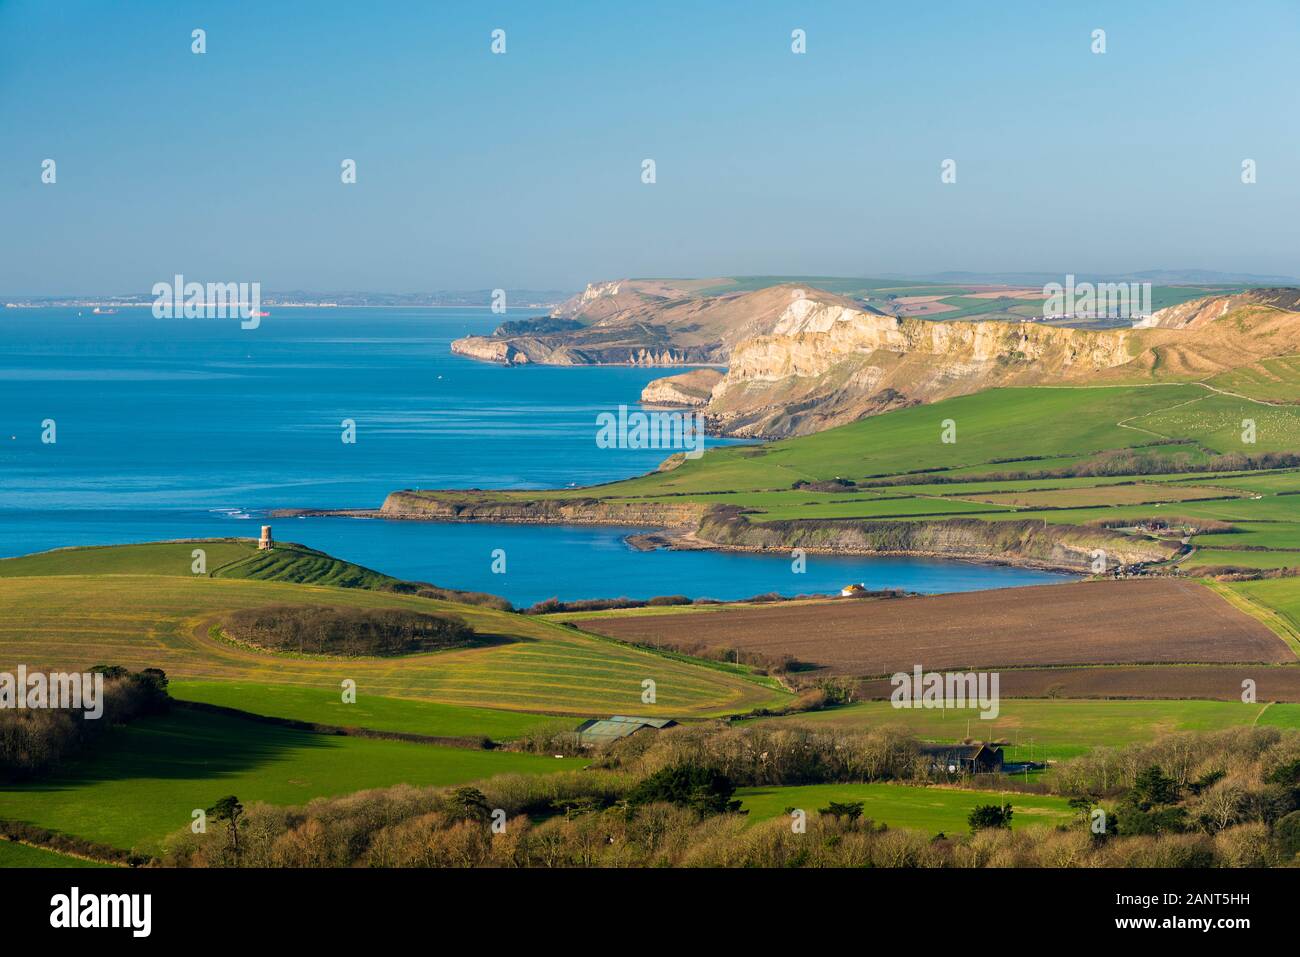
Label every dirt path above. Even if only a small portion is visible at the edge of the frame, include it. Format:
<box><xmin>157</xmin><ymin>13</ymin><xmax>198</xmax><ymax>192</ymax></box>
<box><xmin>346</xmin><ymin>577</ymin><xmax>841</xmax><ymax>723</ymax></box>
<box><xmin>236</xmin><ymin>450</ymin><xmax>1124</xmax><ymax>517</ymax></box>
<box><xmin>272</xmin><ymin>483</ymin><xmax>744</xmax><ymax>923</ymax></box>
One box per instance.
<box><xmin>1194</xmin><ymin>380</ymin><xmax>1291</xmax><ymax>406</ymax></box>
<box><xmin>1115</xmin><ymin>394</ymin><xmax>1206</xmax><ymax>439</ymax></box>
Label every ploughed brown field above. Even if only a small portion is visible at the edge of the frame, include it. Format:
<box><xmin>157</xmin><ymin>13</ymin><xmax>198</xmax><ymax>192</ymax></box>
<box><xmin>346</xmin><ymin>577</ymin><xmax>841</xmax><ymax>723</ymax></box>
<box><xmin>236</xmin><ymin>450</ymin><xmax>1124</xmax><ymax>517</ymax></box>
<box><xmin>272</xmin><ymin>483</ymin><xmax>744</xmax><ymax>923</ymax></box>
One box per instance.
<box><xmin>580</xmin><ymin>580</ymin><xmax>1295</xmax><ymax>676</ymax></box>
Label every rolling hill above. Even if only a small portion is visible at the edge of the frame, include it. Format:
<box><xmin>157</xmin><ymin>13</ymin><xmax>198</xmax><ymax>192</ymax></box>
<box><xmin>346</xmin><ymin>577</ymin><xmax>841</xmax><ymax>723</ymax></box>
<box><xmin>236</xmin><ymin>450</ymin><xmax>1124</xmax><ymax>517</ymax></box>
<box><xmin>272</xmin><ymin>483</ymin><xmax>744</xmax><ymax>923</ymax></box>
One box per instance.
<box><xmin>0</xmin><ymin>542</ymin><xmax>788</xmax><ymax>719</ymax></box>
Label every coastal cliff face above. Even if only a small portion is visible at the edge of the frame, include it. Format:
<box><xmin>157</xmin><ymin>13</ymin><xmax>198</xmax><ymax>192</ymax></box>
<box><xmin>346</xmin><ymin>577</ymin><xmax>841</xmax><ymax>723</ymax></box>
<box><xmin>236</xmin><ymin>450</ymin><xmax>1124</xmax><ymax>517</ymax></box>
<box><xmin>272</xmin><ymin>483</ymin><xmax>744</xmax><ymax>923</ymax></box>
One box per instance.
<box><xmin>640</xmin><ymin>369</ymin><xmax>723</xmax><ymax>407</ymax></box>
<box><xmin>705</xmin><ymin>297</ymin><xmax>1138</xmax><ymax>436</ymax></box>
<box><xmin>448</xmin><ymin>337</ymin><xmax>706</xmax><ymax>366</ymax></box>
<box><xmin>374</xmin><ymin>494</ymin><xmax>1175</xmax><ymax>572</ymax></box>
<box><xmin>694</xmin><ymin>510</ymin><xmax>1179</xmax><ymax>572</ymax></box>
<box><xmin>380</xmin><ymin>490</ymin><xmax>708</xmax><ymax>527</ymax></box>
<box><xmin>701</xmin><ymin>292</ymin><xmax>1300</xmax><ymax>436</ymax></box>
<box><xmin>728</xmin><ymin>298</ymin><xmax>1135</xmax><ymax>380</ymax></box>
<box><xmin>450</xmin><ymin>337</ymin><xmax>527</xmax><ymax>364</ymax></box>
<box><xmin>450</xmin><ymin>281</ymin><xmax>855</xmax><ymax>368</ymax></box>
<box><xmin>454</xmin><ymin>279</ymin><xmax>1300</xmax><ymax>438</ymax></box>
<box><xmin>1134</xmin><ymin>288</ymin><xmax>1300</xmax><ymax>330</ymax></box>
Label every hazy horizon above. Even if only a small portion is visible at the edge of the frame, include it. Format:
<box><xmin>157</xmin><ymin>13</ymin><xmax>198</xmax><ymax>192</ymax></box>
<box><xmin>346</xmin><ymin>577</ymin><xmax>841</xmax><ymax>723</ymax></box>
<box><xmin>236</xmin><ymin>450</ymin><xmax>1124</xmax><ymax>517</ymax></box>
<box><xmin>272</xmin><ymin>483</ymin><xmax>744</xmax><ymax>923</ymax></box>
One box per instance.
<box><xmin>10</xmin><ymin>266</ymin><xmax>1300</xmax><ymax>303</ymax></box>
<box><xmin>5</xmin><ymin>0</ymin><xmax>1299</xmax><ymax>295</ymax></box>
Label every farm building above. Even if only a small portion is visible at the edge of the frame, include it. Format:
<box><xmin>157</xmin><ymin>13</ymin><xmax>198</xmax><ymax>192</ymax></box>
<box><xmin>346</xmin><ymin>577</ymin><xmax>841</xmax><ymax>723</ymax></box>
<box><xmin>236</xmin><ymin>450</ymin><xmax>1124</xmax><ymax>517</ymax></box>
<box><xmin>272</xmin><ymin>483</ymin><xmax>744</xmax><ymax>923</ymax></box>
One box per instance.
<box><xmin>918</xmin><ymin>743</ymin><xmax>1004</xmax><ymax>775</ymax></box>
<box><xmin>575</xmin><ymin>715</ymin><xmax>676</xmax><ymax>748</ymax></box>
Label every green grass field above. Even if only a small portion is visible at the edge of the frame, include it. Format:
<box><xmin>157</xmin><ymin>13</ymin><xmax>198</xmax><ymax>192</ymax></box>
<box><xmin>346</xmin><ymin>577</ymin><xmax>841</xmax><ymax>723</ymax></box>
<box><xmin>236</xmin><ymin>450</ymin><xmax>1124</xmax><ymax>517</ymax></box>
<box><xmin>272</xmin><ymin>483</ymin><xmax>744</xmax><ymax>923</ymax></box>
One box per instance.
<box><xmin>398</xmin><ymin>385</ymin><xmax>1206</xmax><ymax>503</ymax></box>
<box><xmin>0</xmin><ymin>539</ymin><xmax>396</xmax><ymax>590</ymax></box>
<box><xmin>1190</xmin><ymin>549</ymin><xmax>1300</xmax><ymax>570</ymax></box>
<box><xmin>1192</xmin><ymin>520</ymin><xmax>1300</xmax><ymax>548</ymax></box>
<box><xmin>0</xmin><ymin>708</ymin><xmax>586</xmax><ymax>853</ymax></box>
<box><xmin>0</xmin><ymin>540</ymin><xmax>257</xmax><ymax>578</ymax></box>
<box><xmin>1231</xmin><ymin>578</ymin><xmax>1300</xmax><ymax>637</ymax></box>
<box><xmin>751</xmin><ymin>698</ymin><xmax>1300</xmax><ymax>760</ymax></box>
<box><xmin>214</xmin><ymin>544</ymin><xmax>396</xmax><ymax>589</ymax></box>
<box><xmin>748</xmin><ymin>494</ymin><xmax>1011</xmax><ymax>522</ymax></box>
<box><xmin>0</xmin><ymin>842</ymin><xmax>112</xmax><ymax>869</ymax></box>
<box><xmin>1208</xmin><ymin>356</ymin><xmax>1300</xmax><ymax>403</ymax></box>
<box><xmin>1133</xmin><ymin>394</ymin><xmax>1300</xmax><ymax>452</ymax></box>
<box><xmin>170</xmin><ymin>680</ymin><xmax>566</xmax><ymax>740</ymax></box>
<box><xmin>0</xmin><ymin>571</ymin><xmax>787</xmax><ymax>718</ymax></box>
<box><xmin>736</xmin><ymin>782</ymin><xmax>1074</xmax><ymax>833</ymax></box>
<box><xmin>605</xmin><ymin>386</ymin><xmax>1214</xmax><ymax>496</ymax></box>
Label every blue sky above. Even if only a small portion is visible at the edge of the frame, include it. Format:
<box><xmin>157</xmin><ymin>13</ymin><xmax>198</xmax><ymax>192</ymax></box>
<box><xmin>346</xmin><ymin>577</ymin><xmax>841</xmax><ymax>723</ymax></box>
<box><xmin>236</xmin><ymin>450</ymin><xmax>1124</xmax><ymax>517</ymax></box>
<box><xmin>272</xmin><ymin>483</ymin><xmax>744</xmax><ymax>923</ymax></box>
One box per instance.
<box><xmin>3</xmin><ymin>0</ymin><xmax>1298</xmax><ymax>294</ymax></box>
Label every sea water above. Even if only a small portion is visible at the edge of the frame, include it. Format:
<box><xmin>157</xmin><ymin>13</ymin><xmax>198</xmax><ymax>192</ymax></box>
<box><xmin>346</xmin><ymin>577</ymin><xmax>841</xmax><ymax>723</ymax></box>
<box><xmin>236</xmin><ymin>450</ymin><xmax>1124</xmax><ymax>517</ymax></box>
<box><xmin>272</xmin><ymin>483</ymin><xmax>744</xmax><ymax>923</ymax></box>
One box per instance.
<box><xmin>0</xmin><ymin>308</ymin><xmax>1069</xmax><ymax>604</ymax></box>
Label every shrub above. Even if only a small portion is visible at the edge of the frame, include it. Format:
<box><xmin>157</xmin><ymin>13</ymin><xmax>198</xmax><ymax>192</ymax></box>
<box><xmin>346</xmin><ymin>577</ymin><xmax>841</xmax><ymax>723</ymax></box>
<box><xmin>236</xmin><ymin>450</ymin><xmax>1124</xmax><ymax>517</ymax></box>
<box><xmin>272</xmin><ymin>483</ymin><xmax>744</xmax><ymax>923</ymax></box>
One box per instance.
<box><xmin>1274</xmin><ymin>810</ymin><xmax>1300</xmax><ymax>858</ymax></box>
<box><xmin>627</xmin><ymin>763</ymin><xmax>742</xmax><ymax>816</ymax></box>
<box><xmin>380</xmin><ymin>579</ymin><xmax>512</xmax><ymax>611</ymax></box>
<box><xmin>523</xmin><ymin>595</ymin><xmax>694</xmax><ymax>615</ymax></box>
<box><xmin>818</xmin><ymin>801</ymin><xmax>865</xmax><ymax>821</ymax></box>
<box><xmin>968</xmin><ymin>803</ymin><xmax>1013</xmax><ymax>831</ymax></box>
<box><xmin>645</xmin><ymin>595</ymin><xmax>691</xmax><ymax>607</ymax></box>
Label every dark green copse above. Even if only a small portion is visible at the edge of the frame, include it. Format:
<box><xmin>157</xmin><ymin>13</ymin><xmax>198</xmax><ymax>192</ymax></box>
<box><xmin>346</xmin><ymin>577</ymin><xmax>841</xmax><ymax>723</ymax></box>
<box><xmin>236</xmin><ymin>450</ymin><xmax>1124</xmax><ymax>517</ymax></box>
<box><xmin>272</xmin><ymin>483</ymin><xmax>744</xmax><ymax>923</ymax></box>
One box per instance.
<box><xmin>818</xmin><ymin>801</ymin><xmax>865</xmax><ymax>821</ymax></box>
<box><xmin>968</xmin><ymin>803</ymin><xmax>1013</xmax><ymax>831</ymax></box>
<box><xmin>627</xmin><ymin>763</ymin><xmax>742</xmax><ymax>816</ymax></box>
<box><xmin>447</xmin><ymin>786</ymin><xmax>492</xmax><ymax>823</ymax></box>
<box><xmin>1131</xmin><ymin>765</ymin><xmax>1181</xmax><ymax>810</ymax></box>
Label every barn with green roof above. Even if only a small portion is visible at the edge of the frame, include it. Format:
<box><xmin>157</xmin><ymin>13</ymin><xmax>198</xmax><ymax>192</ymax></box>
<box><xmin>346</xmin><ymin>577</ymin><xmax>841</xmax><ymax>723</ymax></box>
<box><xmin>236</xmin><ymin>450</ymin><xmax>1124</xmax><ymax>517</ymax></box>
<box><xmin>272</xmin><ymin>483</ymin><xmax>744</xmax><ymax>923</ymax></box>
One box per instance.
<box><xmin>575</xmin><ymin>715</ymin><xmax>677</xmax><ymax>748</ymax></box>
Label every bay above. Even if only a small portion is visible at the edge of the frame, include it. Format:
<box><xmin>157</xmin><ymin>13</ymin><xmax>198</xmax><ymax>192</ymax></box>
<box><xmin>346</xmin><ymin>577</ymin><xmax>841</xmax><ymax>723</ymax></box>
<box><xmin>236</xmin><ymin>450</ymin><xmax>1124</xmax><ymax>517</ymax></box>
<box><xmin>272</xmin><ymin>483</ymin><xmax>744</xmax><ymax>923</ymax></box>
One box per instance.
<box><xmin>0</xmin><ymin>308</ymin><xmax>1069</xmax><ymax>604</ymax></box>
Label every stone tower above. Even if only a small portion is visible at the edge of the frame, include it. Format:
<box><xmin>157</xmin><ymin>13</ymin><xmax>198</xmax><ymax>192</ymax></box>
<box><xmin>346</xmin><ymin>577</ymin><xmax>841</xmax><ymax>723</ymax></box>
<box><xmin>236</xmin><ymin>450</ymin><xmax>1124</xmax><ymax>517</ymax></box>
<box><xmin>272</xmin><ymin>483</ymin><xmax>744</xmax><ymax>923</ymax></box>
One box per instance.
<box><xmin>259</xmin><ymin>525</ymin><xmax>273</xmax><ymax>550</ymax></box>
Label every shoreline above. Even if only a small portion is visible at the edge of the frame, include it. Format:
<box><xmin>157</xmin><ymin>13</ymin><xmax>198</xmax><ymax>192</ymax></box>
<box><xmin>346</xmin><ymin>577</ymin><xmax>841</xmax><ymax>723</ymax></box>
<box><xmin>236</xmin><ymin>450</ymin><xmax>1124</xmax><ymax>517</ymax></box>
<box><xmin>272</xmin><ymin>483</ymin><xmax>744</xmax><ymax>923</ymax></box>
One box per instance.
<box><xmin>269</xmin><ymin>506</ymin><xmax>1085</xmax><ymax>576</ymax></box>
<box><xmin>626</xmin><ymin>525</ymin><xmax>1084</xmax><ymax>575</ymax></box>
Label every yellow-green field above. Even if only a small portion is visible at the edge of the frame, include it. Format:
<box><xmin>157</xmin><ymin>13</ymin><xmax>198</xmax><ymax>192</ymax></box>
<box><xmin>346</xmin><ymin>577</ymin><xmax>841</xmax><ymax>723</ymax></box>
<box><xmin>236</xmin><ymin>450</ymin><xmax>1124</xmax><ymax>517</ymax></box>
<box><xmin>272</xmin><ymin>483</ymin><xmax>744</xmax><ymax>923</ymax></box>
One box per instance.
<box><xmin>0</xmin><ymin>574</ymin><xmax>788</xmax><ymax>718</ymax></box>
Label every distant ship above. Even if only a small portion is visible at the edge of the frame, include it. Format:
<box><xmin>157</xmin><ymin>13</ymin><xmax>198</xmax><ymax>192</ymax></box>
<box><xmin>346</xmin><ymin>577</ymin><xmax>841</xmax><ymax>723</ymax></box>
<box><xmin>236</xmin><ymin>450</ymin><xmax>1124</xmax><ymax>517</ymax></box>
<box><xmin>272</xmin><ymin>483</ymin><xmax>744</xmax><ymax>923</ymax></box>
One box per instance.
<box><xmin>91</xmin><ymin>307</ymin><xmax>119</xmax><ymax>315</ymax></box>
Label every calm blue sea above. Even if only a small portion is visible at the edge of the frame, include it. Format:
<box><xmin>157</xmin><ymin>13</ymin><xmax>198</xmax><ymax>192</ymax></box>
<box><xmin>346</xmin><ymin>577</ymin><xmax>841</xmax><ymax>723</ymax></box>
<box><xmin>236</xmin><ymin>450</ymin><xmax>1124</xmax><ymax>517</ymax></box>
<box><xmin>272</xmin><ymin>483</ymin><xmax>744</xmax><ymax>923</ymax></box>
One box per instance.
<box><xmin>0</xmin><ymin>308</ymin><xmax>1068</xmax><ymax>603</ymax></box>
